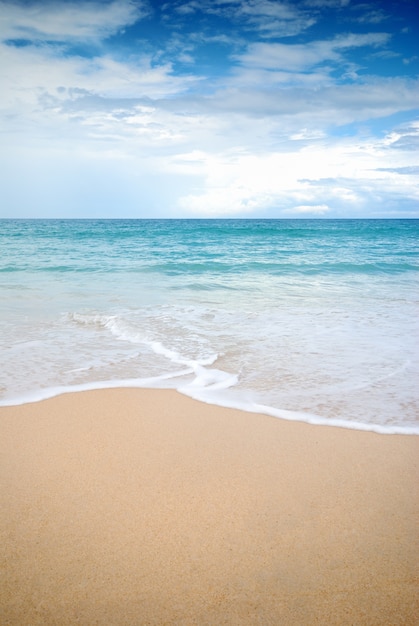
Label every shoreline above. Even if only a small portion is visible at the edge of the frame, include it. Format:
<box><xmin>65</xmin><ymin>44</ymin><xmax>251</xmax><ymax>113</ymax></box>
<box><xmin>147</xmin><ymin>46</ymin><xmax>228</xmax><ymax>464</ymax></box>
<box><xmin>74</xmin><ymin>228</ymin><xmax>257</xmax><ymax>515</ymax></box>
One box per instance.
<box><xmin>1</xmin><ymin>381</ymin><xmax>418</xmax><ymax>436</ymax></box>
<box><xmin>1</xmin><ymin>387</ymin><xmax>418</xmax><ymax>624</ymax></box>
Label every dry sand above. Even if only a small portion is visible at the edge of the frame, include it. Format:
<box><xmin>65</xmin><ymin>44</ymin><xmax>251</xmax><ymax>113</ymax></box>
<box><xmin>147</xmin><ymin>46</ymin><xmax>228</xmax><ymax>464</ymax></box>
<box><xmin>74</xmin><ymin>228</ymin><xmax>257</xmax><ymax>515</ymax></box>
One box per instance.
<box><xmin>0</xmin><ymin>388</ymin><xmax>418</xmax><ymax>625</ymax></box>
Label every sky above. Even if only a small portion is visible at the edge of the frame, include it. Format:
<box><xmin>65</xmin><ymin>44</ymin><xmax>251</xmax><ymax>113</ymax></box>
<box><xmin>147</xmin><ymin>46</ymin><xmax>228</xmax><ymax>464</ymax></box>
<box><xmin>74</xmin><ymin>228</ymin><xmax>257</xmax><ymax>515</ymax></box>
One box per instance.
<box><xmin>0</xmin><ymin>0</ymin><xmax>418</xmax><ymax>218</ymax></box>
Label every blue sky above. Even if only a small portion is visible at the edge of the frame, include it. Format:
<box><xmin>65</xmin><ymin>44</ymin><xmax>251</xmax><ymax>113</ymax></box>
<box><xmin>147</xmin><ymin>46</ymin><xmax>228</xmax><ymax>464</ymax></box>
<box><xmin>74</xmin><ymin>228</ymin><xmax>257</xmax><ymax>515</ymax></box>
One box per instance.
<box><xmin>0</xmin><ymin>0</ymin><xmax>418</xmax><ymax>218</ymax></box>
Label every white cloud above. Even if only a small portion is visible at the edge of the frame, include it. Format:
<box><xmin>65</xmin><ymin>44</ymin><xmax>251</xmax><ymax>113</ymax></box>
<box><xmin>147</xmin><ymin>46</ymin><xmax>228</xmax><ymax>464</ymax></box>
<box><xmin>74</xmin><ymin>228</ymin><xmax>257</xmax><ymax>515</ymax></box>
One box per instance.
<box><xmin>235</xmin><ymin>0</ymin><xmax>316</xmax><ymax>37</ymax></box>
<box><xmin>172</xmin><ymin>1</ymin><xmax>204</xmax><ymax>15</ymax></box>
<box><xmin>179</xmin><ymin>187</ymin><xmax>273</xmax><ymax>216</ymax></box>
<box><xmin>169</xmin><ymin>0</ymin><xmax>315</xmax><ymax>38</ymax></box>
<box><xmin>290</xmin><ymin>128</ymin><xmax>325</xmax><ymax>140</ymax></box>
<box><xmin>0</xmin><ymin>0</ymin><xmax>417</xmax><ymax>218</ymax></box>
<box><xmin>0</xmin><ymin>0</ymin><xmax>146</xmax><ymax>42</ymax></box>
<box><xmin>238</xmin><ymin>33</ymin><xmax>391</xmax><ymax>72</ymax></box>
<box><xmin>175</xmin><ymin>125</ymin><xmax>419</xmax><ymax>217</ymax></box>
<box><xmin>285</xmin><ymin>204</ymin><xmax>330</xmax><ymax>215</ymax></box>
<box><xmin>0</xmin><ymin>41</ymin><xmax>197</xmax><ymax>134</ymax></box>
<box><xmin>238</xmin><ymin>0</ymin><xmax>299</xmax><ymax>20</ymax></box>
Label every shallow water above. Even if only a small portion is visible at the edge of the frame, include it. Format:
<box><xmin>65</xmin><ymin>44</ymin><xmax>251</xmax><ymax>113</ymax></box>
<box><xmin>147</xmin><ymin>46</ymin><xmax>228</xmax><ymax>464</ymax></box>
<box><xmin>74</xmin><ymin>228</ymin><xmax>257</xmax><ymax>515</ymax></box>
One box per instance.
<box><xmin>1</xmin><ymin>218</ymin><xmax>418</xmax><ymax>433</ymax></box>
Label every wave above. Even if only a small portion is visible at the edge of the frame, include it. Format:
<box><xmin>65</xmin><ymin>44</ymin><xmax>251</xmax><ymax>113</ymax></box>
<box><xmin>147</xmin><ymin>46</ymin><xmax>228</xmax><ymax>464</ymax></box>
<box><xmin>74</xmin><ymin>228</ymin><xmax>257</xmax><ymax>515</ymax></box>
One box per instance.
<box><xmin>2</xmin><ymin>312</ymin><xmax>418</xmax><ymax>436</ymax></box>
<box><xmin>2</xmin><ymin>260</ymin><xmax>417</xmax><ymax>276</ymax></box>
<box><xmin>67</xmin><ymin>312</ymin><xmax>219</xmax><ymax>369</ymax></box>
<box><xmin>1</xmin><ymin>375</ymin><xmax>418</xmax><ymax>436</ymax></box>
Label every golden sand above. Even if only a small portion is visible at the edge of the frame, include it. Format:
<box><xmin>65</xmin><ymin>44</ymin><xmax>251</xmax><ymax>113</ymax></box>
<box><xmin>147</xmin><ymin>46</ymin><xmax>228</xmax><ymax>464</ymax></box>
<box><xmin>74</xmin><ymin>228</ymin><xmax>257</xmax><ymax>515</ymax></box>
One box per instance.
<box><xmin>1</xmin><ymin>388</ymin><xmax>418</xmax><ymax>624</ymax></box>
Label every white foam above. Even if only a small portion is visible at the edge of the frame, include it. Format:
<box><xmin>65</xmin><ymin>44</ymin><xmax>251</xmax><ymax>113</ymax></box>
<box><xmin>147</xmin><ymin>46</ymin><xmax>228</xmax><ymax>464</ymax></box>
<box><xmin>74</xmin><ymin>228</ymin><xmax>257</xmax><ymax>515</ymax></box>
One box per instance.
<box><xmin>176</xmin><ymin>388</ymin><xmax>419</xmax><ymax>436</ymax></box>
<box><xmin>0</xmin><ymin>369</ymin><xmax>193</xmax><ymax>407</ymax></box>
<box><xmin>180</xmin><ymin>365</ymin><xmax>238</xmax><ymax>391</ymax></box>
<box><xmin>2</xmin><ymin>353</ymin><xmax>418</xmax><ymax>436</ymax></box>
<box><xmin>2</xmin><ymin>296</ymin><xmax>418</xmax><ymax>436</ymax></box>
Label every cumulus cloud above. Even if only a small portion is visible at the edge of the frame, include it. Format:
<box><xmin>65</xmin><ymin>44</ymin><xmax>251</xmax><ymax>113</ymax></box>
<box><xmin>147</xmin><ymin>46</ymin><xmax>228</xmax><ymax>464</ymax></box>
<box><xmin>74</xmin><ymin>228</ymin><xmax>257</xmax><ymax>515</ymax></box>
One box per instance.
<box><xmin>175</xmin><ymin>125</ymin><xmax>419</xmax><ymax>217</ymax></box>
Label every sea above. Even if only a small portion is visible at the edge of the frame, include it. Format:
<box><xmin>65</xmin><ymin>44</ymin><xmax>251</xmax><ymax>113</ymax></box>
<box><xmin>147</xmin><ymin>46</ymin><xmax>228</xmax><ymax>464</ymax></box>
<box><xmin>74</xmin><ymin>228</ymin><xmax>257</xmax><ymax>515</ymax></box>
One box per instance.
<box><xmin>1</xmin><ymin>218</ymin><xmax>418</xmax><ymax>435</ymax></box>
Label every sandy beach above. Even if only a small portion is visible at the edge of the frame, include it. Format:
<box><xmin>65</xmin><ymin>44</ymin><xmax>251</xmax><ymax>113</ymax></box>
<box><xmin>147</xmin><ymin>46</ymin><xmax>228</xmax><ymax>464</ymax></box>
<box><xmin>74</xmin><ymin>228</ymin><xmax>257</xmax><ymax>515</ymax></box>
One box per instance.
<box><xmin>1</xmin><ymin>388</ymin><xmax>418</xmax><ymax>625</ymax></box>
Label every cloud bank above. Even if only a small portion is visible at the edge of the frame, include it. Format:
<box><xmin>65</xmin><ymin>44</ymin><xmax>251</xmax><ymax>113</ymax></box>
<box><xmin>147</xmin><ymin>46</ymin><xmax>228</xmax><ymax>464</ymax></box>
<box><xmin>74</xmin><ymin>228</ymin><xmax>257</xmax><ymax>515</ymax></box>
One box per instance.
<box><xmin>0</xmin><ymin>0</ymin><xmax>418</xmax><ymax>218</ymax></box>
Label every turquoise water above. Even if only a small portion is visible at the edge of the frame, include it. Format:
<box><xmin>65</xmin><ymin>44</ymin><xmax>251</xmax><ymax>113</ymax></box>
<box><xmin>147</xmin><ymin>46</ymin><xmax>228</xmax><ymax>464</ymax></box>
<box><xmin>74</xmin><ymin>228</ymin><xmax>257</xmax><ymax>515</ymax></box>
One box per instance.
<box><xmin>1</xmin><ymin>219</ymin><xmax>418</xmax><ymax>433</ymax></box>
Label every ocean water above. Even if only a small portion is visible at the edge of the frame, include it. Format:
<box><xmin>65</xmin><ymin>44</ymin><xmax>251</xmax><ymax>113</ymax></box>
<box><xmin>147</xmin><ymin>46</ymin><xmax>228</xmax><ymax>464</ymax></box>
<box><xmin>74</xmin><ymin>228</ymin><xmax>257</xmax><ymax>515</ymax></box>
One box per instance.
<box><xmin>1</xmin><ymin>218</ymin><xmax>418</xmax><ymax>434</ymax></box>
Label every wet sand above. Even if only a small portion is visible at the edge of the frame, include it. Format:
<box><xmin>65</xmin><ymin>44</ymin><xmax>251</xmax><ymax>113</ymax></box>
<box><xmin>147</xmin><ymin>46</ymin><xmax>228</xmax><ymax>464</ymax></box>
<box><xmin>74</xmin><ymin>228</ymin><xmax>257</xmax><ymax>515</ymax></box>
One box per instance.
<box><xmin>1</xmin><ymin>388</ymin><xmax>418</xmax><ymax>625</ymax></box>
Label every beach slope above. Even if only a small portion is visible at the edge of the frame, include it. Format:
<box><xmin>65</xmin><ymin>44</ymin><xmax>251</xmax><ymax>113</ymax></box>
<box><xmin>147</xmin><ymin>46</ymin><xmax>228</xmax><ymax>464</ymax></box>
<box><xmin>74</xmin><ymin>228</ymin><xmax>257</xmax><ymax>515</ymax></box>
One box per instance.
<box><xmin>1</xmin><ymin>388</ymin><xmax>418</xmax><ymax>624</ymax></box>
